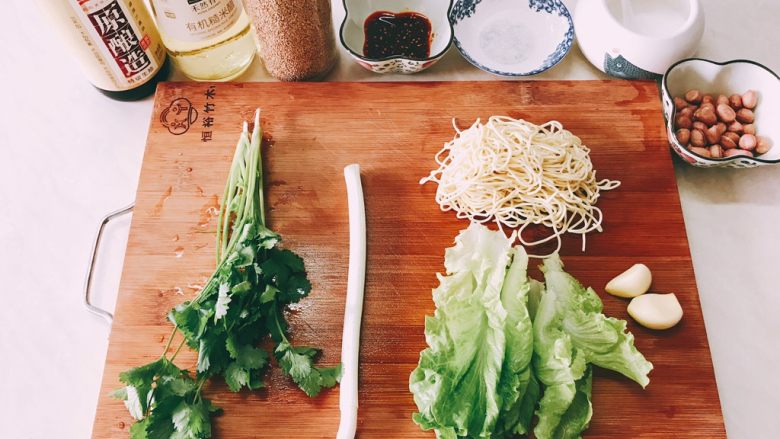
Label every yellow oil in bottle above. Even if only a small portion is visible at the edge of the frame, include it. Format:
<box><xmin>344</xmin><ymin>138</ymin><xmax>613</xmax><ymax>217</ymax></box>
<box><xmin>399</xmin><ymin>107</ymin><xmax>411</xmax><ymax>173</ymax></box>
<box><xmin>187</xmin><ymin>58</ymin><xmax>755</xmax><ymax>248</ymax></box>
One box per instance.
<box><xmin>150</xmin><ymin>0</ymin><xmax>256</xmax><ymax>81</ymax></box>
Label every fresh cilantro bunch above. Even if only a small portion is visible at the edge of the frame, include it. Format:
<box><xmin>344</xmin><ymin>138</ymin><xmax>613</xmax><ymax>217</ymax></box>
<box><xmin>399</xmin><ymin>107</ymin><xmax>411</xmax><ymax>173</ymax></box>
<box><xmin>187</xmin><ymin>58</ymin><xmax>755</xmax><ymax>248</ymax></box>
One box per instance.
<box><xmin>112</xmin><ymin>358</ymin><xmax>220</xmax><ymax>439</ymax></box>
<box><xmin>114</xmin><ymin>110</ymin><xmax>340</xmax><ymax>438</ymax></box>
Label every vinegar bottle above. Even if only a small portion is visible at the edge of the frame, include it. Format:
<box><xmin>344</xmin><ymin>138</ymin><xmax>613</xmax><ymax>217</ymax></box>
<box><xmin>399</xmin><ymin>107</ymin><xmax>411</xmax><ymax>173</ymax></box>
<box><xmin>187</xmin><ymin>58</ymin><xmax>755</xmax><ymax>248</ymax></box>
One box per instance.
<box><xmin>35</xmin><ymin>0</ymin><xmax>169</xmax><ymax>101</ymax></box>
<box><xmin>148</xmin><ymin>0</ymin><xmax>257</xmax><ymax>81</ymax></box>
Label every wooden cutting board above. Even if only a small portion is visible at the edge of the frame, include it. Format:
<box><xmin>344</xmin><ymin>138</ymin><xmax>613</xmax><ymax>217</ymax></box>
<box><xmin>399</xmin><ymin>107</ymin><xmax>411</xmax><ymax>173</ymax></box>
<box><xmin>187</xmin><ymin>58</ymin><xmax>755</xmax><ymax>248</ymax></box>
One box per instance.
<box><xmin>92</xmin><ymin>81</ymin><xmax>725</xmax><ymax>438</ymax></box>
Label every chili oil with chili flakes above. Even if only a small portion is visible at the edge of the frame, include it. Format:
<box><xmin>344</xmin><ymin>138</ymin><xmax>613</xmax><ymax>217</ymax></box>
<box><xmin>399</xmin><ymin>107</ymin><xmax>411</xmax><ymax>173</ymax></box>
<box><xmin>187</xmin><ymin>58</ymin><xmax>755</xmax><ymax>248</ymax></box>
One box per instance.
<box><xmin>363</xmin><ymin>11</ymin><xmax>432</xmax><ymax>60</ymax></box>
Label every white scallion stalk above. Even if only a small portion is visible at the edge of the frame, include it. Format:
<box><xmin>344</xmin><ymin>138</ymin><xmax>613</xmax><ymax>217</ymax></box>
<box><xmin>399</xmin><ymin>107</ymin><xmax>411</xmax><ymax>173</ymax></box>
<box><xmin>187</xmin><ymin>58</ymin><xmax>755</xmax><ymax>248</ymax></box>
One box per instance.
<box><xmin>337</xmin><ymin>164</ymin><xmax>366</xmax><ymax>439</ymax></box>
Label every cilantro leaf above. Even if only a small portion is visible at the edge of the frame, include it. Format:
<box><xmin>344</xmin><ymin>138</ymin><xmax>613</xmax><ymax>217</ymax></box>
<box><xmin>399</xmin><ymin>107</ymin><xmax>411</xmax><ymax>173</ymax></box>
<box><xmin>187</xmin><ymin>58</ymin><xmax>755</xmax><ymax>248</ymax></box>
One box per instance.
<box><xmin>214</xmin><ymin>283</ymin><xmax>231</xmax><ymax>322</ymax></box>
<box><xmin>273</xmin><ymin>248</ymin><xmax>306</xmax><ymax>273</ymax></box>
<box><xmin>223</xmin><ymin>344</ymin><xmax>269</xmax><ymax>392</ymax></box>
<box><xmin>224</xmin><ymin>362</ymin><xmax>250</xmax><ymax>392</ymax></box>
<box><xmin>260</xmin><ymin>285</ymin><xmax>278</xmax><ymax>304</ymax></box>
<box><xmin>225</xmin><ymin>335</ymin><xmax>240</xmax><ymax>359</ymax></box>
<box><xmin>117</xmin><ymin>358</ymin><xmax>174</xmax><ymax>417</ymax></box>
<box><xmin>169</xmin><ymin>303</ymin><xmax>213</xmax><ymax>349</ymax></box>
<box><xmin>117</xmin><ymin>358</ymin><xmax>218</xmax><ymax>439</ymax></box>
<box><xmin>121</xmin><ymin>385</ymin><xmax>145</xmax><ymax>420</ymax></box>
<box><xmin>196</xmin><ymin>332</ymin><xmax>230</xmax><ymax>376</ymax></box>
<box><xmin>171</xmin><ymin>399</ymin><xmax>212</xmax><ymax>438</ymax></box>
<box><xmin>129</xmin><ymin>417</ymin><xmax>151</xmax><ymax>439</ymax></box>
<box><xmin>158</xmin><ymin>375</ymin><xmax>197</xmax><ymax>398</ymax></box>
<box><xmin>231</xmin><ymin>281</ymin><xmax>252</xmax><ymax>294</ymax></box>
<box><xmin>260</xmin><ymin>257</ymin><xmax>291</xmax><ymax>289</ymax></box>
<box><xmin>281</xmin><ymin>273</ymin><xmax>312</xmax><ymax>304</ymax></box>
<box><xmin>237</xmin><ymin>345</ymin><xmax>269</xmax><ymax>369</ymax></box>
<box><xmin>275</xmin><ymin>341</ymin><xmax>342</xmax><ymax>397</ymax></box>
<box><xmin>143</xmin><ymin>396</ymin><xmax>179</xmax><ymax>439</ymax></box>
<box><xmin>253</xmin><ymin>225</ymin><xmax>280</xmax><ymax>248</ymax></box>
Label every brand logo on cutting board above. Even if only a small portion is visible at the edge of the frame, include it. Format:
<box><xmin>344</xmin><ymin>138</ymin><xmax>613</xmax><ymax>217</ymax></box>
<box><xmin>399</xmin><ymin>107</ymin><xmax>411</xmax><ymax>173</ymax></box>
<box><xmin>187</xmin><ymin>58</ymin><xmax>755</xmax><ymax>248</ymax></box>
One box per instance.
<box><xmin>160</xmin><ymin>98</ymin><xmax>198</xmax><ymax>135</ymax></box>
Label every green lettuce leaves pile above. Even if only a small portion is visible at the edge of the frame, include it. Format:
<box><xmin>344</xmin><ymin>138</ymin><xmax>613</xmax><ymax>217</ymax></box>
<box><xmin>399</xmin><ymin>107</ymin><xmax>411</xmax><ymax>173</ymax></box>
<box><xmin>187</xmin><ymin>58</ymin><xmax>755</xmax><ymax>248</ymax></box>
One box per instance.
<box><xmin>410</xmin><ymin>224</ymin><xmax>652</xmax><ymax>438</ymax></box>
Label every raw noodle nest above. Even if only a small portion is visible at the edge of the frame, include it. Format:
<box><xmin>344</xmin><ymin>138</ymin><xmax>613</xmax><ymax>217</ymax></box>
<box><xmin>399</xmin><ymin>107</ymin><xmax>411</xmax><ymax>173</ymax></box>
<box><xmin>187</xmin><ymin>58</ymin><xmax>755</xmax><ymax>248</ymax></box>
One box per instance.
<box><xmin>420</xmin><ymin>116</ymin><xmax>620</xmax><ymax>254</ymax></box>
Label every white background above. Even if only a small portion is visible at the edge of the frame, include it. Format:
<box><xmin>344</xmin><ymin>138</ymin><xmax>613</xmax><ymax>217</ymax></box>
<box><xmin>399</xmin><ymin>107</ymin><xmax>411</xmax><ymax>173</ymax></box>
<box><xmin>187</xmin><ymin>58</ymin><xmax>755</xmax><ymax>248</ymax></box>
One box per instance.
<box><xmin>1</xmin><ymin>0</ymin><xmax>779</xmax><ymax>438</ymax></box>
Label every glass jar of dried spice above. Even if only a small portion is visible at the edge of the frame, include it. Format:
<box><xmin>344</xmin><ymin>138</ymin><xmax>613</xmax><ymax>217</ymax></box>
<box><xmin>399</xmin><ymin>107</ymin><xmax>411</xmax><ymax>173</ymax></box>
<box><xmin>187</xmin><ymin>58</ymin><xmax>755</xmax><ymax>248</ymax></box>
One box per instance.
<box><xmin>245</xmin><ymin>0</ymin><xmax>337</xmax><ymax>81</ymax></box>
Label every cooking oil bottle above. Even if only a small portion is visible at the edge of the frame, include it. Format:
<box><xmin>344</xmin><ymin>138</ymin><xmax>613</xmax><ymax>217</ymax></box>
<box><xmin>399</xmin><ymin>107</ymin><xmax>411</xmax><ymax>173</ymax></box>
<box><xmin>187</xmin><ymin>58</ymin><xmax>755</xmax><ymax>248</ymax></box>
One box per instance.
<box><xmin>149</xmin><ymin>0</ymin><xmax>256</xmax><ymax>81</ymax></box>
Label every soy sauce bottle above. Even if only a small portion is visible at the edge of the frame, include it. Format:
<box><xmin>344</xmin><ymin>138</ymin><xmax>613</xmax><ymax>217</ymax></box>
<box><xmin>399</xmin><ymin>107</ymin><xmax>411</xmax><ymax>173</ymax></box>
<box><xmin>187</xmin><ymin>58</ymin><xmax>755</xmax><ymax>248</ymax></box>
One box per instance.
<box><xmin>35</xmin><ymin>0</ymin><xmax>168</xmax><ymax>101</ymax></box>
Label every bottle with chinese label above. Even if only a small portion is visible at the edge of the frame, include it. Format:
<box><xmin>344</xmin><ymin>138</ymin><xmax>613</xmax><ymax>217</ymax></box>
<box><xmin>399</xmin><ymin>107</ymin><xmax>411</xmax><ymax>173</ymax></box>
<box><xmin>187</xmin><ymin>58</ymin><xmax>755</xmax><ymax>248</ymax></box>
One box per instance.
<box><xmin>148</xmin><ymin>0</ymin><xmax>256</xmax><ymax>81</ymax></box>
<box><xmin>35</xmin><ymin>0</ymin><xmax>168</xmax><ymax>101</ymax></box>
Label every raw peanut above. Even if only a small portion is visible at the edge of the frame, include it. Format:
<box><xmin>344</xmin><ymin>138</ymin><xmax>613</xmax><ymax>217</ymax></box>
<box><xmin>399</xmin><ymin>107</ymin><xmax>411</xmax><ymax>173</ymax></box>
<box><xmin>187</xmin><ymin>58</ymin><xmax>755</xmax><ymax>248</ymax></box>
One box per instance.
<box><xmin>685</xmin><ymin>89</ymin><xmax>703</xmax><ymax>104</ymax></box>
<box><xmin>756</xmin><ymin>136</ymin><xmax>773</xmax><ymax>155</ymax></box>
<box><xmin>725</xmin><ymin>148</ymin><xmax>754</xmax><ymax>158</ymax></box>
<box><xmin>720</xmin><ymin>134</ymin><xmax>737</xmax><ymax>149</ymax></box>
<box><xmin>739</xmin><ymin>133</ymin><xmax>757</xmax><ymax>150</ymax></box>
<box><xmin>699</xmin><ymin>102</ymin><xmax>715</xmax><ymax>112</ymax></box>
<box><xmin>723</xmin><ymin>131</ymin><xmax>740</xmax><ymax>143</ymax></box>
<box><xmin>679</xmin><ymin>107</ymin><xmax>694</xmax><ymax>119</ymax></box>
<box><xmin>692</xmin><ymin>121</ymin><xmax>708</xmax><ymax>132</ymax></box>
<box><xmin>673</xmin><ymin>96</ymin><xmax>688</xmax><ymax>110</ymax></box>
<box><xmin>694</xmin><ymin>106</ymin><xmax>717</xmax><ymax>125</ymax></box>
<box><xmin>736</xmin><ymin>108</ymin><xmax>755</xmax><ymax>124</ymax></box>
<box><xmin>716</xmin><ymin>95</ymin><xmax>729</xmax><ymax>106</ymax></box>
<box><xmin>742</xmin><ymin>90</ymin><xmax>758</xmax><ymax>109</ymax></box>
<box><xmin>675</xmin><ymin>128</ymin><xmax>691</xmax><ymax>145</ymax></box>
<box><xmin>698</xmin><ymin>103</ymin><xmax>716</xmax><ymax>120</ymax></box>
<box><xmin>710</xmin><ymin>145</ymin><xmax>724</xmax><ymax>158</ymax></box>
<box><xmin>743</xmin><ymin>123</ymin><xmax>756</xmax><ymax>135</ymax></box>
<box><xmin>675</xmin><ymin>115</ymin><xmax>692</xmax><ymax>130</ymax></box>
<box><xmin>690</xmin><ymin>129</ymin><xmax>707</xmax><ymax>147</ymax></box>
<box><xmin>702</xmin><ymin>94</ymin><xmax>714</xmax><ymax>105</ymax></box>
<box><xmin>716</xmin><ymin>104</ymin><xmax>736</xmax><ymax>123</ymax></box>
<box><xmin>716</xmin><ymin>122</ymin><xmax>727</xmax><ymax>135</ymax></box>
<box><xmin>705</xmin><ymin>125</ymin><xmax>722</xmax><ymax>144</ymax></box>
<box><xmin>729</xmin><ymin>94</ymin><xmax>743</xmax><ymax>109</ymax></box>
<box><xmin>689</xmin><ymin>146</ymin><xmax>711</xmax><ymax>157</ymax></box>
<box><xmin>728</xmin><ymin>121</ymin><xmax>744</xmax><ymax>134</ymax></box>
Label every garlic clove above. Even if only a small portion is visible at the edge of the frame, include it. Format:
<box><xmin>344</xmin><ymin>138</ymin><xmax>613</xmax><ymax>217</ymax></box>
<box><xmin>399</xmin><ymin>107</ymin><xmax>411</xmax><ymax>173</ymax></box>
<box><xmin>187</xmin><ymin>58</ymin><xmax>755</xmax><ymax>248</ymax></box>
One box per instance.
<box><xmin>605</xmin><ymin>263</ymin><xmax>652</xmax><ymax>298</ymax></box>
<box><xmin>628</xmin><ymin>293</ymin><xmax>683</xmax><ymax>330</ymax></box>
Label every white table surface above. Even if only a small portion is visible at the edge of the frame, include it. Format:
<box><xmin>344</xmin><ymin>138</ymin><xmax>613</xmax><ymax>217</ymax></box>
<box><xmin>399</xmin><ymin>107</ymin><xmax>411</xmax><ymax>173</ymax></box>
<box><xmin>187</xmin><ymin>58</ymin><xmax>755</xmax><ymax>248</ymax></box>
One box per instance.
<box><xmin>2</xmin><ymin>0</ymin><xmax>778</xmax><ymax>438</ymax></box>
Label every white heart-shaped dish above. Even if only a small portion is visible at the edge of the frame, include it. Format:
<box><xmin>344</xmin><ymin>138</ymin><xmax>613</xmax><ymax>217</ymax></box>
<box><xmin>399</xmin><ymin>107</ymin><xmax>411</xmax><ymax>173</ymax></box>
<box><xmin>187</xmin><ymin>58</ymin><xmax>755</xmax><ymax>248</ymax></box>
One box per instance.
<box><xmin>662</xmin><ymin>58</ymin><xmax>780</xmax><ymax>168</ymax></box>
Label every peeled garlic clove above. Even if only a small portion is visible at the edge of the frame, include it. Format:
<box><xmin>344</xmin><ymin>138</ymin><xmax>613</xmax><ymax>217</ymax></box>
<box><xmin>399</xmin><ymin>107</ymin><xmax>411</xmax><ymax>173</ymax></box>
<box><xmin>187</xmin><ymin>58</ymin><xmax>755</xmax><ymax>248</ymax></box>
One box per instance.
<box><xmin>628</xmin><ymin>293</ymin><xmax>683</xmax><ymax>330</ymax></box>
<box><xmin>605</xmin><ymin>264</ymin><xmax>652</xmax><ymax>298</ymax></box>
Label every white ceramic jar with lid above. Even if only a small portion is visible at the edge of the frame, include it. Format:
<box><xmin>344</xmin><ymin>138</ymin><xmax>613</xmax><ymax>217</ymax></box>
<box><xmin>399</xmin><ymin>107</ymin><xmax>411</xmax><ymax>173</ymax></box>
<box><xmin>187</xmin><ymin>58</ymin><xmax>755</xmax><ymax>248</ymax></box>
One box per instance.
<box><xmin>574</xmin><ymin>0</ymin><xmax>704</xmax><ymax>79</ymax></box>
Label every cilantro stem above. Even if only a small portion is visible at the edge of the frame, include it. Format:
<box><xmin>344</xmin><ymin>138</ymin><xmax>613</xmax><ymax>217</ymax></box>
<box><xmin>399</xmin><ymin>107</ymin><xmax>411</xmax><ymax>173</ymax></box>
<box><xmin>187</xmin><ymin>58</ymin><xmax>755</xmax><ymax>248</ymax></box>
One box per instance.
<box><xmin>217</xmin><ymin>130</ymin><xmax>247</xmax><ymax>263</ymax></box>
<box><xmin>169</xmin><ymin>338</ymin><xmax>187</xmax><ymax>363</ymax></box>
<box><xmin>160</xmin><ymin>325</ymin><xmax>179</xmax><ymax>360</ymax></box>
<box><xmin>193</xmin><ymin>375</ymin><xmax>209</xmax><ymax>404</ymax></box>
<box><xmin>256</xmin><ymin>118</ymin><xmax>266</xmax><ymax>227</ymax></box>
<box><xmin>192</xmin><ymin>259</ymin><xmax>228</xmax><ymax>306</ymax></box>
<box><xmin>270</xmin><ymin>301</ymin><xmax>290</xmax><ymax>346</ymax></box>
<box><xmin>230</xmin><ymin>128</ymin><xmax>250</xmax><ymax>250</ymax></box>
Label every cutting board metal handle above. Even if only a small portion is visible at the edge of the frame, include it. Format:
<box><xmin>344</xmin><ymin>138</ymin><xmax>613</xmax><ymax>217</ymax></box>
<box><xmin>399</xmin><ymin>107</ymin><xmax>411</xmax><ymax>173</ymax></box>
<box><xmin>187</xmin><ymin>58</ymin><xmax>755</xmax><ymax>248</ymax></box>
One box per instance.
<box><xmin>83</xmin><ymin>203</ymin><xmax>135</xmax><ymax>325</ymax></box>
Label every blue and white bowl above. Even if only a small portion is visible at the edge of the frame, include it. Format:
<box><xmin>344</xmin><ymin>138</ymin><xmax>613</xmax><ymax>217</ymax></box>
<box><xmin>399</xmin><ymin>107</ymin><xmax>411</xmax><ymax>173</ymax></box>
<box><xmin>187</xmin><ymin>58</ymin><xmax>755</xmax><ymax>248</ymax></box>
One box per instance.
<box><xmin>450</xmin><ymin>0</ymin><xmax>574</xmax><ymax>76</ymax></box>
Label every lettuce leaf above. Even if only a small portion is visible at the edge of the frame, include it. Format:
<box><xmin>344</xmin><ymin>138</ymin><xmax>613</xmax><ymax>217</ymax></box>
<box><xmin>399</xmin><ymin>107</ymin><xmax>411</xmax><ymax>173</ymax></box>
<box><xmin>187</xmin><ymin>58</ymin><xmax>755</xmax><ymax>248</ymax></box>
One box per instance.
<box><xmin>533</xmin><ymin>254</ymin><xmax>652</xmax><ymax>439</ymax></box>
<box><xmin>495</xmin><ymin>246</ymin><xmax>536</xmax><ymax>436</ymax></box>
<box><xmin>410</xmin><ymin>223</ymin><xmax>513</xmax><ymax>437</ymax></box>
<box><xmin>542</xmin><ymin>255</ymin><xmax>653</xmax><ymax>388</ymax></box>
<box><xmin>552</xmin><ymin>366</ymin><xmax>593</xmax><ymax>439</ymax></box>
<box><xmin>410</xmin><ymin>227</ymin><xmax>651</xmax><ymax>439</ymax></box>
<box><xmin>532</xmin><ymin>276</ymin><xmax>588</xmax><ymax>438</ymax></box>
